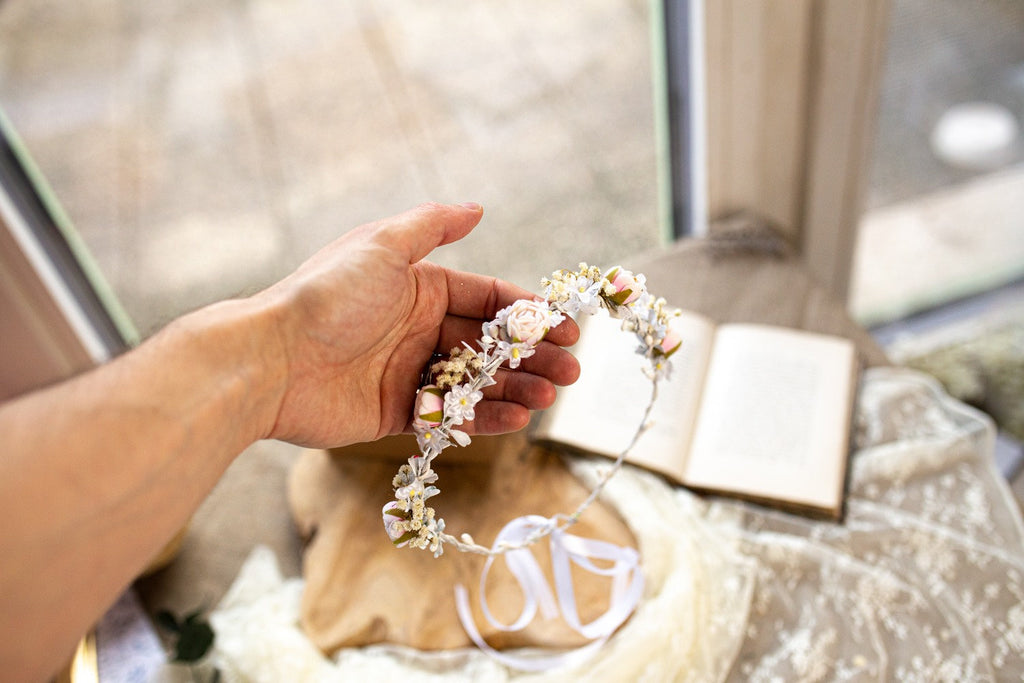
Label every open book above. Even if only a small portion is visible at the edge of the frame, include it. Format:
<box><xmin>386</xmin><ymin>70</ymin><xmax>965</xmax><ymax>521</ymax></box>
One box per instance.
<box><xmin>533</xmin><ymin>311</ymin><xmax>860</xmax><ymax>520</ymax></box>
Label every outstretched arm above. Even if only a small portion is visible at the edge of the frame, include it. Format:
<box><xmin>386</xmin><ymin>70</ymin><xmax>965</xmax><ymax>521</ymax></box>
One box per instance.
<box><xmin>0</xmin><ymin>202</ymin><xmax>579</xmax><ymax>681</ymax></box>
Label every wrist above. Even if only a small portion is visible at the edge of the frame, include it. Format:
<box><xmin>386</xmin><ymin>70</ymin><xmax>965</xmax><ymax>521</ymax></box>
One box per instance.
<box><xmin>168</xmin><ymin>295</ymin><xmax>290</xmax><ymax>446</ymax></box>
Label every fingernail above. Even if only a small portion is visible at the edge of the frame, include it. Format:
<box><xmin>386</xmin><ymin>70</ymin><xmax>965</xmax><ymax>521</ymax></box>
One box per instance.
<box><xmin>459</xmin><ymin>202</ymin><xmax>482</xmax><ymax>211</ymax></box>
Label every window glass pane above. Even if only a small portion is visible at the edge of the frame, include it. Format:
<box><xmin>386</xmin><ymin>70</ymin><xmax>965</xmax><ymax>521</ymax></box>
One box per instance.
<box><xmin>0</xmin><ymin>1</ymin><xmax>660</xmax><ymax>336</ymax></box>
<box><xmin>851</xmin><ymin>0</ymin><xmax>1024</xmax><ymax>325</ymax></box>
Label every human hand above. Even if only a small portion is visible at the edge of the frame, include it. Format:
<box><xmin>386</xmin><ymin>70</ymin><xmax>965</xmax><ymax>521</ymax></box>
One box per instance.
<box><xmin>256</xmin><ymin>202</ymin><xmax>580</xmax><ymax>448</ymax></box>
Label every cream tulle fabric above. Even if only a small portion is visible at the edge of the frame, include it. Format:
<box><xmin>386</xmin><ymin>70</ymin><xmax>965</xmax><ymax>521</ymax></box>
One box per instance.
<box><xmin>207</xmin><ymin>368</ymin><xmax>1024</xmax><ymax>681</ymax></box>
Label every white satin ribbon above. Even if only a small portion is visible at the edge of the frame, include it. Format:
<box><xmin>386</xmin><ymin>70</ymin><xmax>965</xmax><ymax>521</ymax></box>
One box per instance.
<box><xmin>454</xmin><ymin>515</ymin><xmax>644</xmax><ymax>672</ymax></box>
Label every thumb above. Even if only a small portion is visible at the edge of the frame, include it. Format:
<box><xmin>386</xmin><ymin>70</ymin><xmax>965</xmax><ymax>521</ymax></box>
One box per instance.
<box><xmin>377</xmin><ymin>202</ymin><xmax>484</xmax><ymax>265</ymax></box>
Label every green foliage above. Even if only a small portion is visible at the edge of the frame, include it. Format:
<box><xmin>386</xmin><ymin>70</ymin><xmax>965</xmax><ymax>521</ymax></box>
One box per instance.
<box><xmin>156</xmin><ymin>606</ymin><xmax>220</xmax><ymax>681</ymax></box>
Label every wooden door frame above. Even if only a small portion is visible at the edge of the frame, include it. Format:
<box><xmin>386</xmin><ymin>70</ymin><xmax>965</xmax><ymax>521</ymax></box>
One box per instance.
<box><xmin>659</xmin><ymin>0</ymin><xmax>890</xmax><ymax>303</ymax></box>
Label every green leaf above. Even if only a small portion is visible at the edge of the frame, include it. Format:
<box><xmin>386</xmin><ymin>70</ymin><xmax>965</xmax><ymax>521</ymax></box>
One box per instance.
<box><xmin>608</xmin><ymin>289</ymin><xmax>633</xmax><ymax>306</ymax></box>
<box><xmin>156</xmin><ymin>606</ymin><xmax>216</xmax><ymax>664</ymax></box>
<box><xmin>172</xmin><ymin>618</ymin><xmax>215</xmax><ymax>663</ymax></box>
<box><xmin>393</xmin><ymin>530</ymin><xmax>417</xmax><ymax>546</ymax></box>
<box><xmin>155</xmin><ymin>610</ymin><xmax>181</xmax><ymax>634</ymax></box>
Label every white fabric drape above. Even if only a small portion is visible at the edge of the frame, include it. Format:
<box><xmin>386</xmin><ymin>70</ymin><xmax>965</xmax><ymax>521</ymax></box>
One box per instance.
<box><xmin>206</xmin><ymin>368</ymin><xmax>1024</xmax><ymax>681</ymax></box>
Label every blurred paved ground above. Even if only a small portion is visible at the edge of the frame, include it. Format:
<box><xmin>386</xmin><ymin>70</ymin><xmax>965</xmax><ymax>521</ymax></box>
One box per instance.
<box><xmin>0</xmin><ymin>0</ymin><xmax>660</xmax><ymax>336</ymax></box>
<box><xmin>3</xmin><ymin>0</ymin><xmax>1024</xmax><ymax>334</ymax></box>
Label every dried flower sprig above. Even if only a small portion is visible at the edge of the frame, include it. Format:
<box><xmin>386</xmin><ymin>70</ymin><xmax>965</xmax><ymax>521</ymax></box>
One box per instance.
<box><xmin>383</xmin><ymin>264</ymin><xmax>681</xmax><ymax>557</ymax></box>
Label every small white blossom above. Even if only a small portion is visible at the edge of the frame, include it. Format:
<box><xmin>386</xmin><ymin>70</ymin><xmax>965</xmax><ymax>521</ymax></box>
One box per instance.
<box><xmin>444</xmin><ymin>384</ymin><xmax>483</xmax><ymax>425</ymax></box>
<box><xmin>496</xmin><ymin>340</ymin><xmax>536</xmax><ymax>369</ymax></box>
<box><xmin>394</xmin><ymin>481</ymin><xmax>423</xmax><ymax>501</ymax></box>
<box><xmin>395</xmin><ymin>481</ymin><xmax>440</xmax><ymax>503</ymax></box>
<box><xmin>645</xmin><ymin>357</ymin><xmax>673</xmax><ymax>381</ymax></box>
<box><xmin>563</xmin><ymin>275</ymin><xmax>603</xmax><ymax>315</ymax></box>
<box><xmin>416</xmin><ymin>427</ymin><xmax>449</xmax><ymax>458</ymax></box>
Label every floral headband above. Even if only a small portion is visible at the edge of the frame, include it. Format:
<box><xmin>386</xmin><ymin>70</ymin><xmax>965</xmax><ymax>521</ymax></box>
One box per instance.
<box><xmin>382</xmin><ymin>264</ymin><xmax>681</xmax><ymax>558</ymax></box>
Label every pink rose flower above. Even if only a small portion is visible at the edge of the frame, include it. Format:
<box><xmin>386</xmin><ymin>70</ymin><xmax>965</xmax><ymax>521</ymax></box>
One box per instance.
<box><xmin>504</xmin><ymin>299</ymin><xmax>553</xmax><ymax>346</ymax></box>
<box><xmin>657</xmin><ymin>326</ymin><xmax>682</xmax><ymax>357</ymax></box>
<box><xmin>413</xmin><ymin>385</ymin><xmax>444</xmax><ymax>430</ymax></box>
<box><xmin>382</xmin><ymin>501</ymin><xmax>411</xmax><ymax>547</ymax></box>
<box><xmin>605</xmin><ymin>266</ymin><xmax>645</xmax><ymax>306</ymax></box>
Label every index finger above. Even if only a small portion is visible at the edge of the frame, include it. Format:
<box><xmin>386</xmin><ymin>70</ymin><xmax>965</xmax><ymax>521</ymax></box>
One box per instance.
<box><xmin>444</xmin><ymin>269</ymin><xmax>580</xmax><ymax>347</ymax></box>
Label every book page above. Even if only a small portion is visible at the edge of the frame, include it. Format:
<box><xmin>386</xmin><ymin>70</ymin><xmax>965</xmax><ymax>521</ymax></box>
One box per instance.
<box><xmin>532</xmin><ymin>310</ymin><xmax>716</xmax><ymax>481</ymax></box>
<box><xmin>681</xmin><ymin>325</ymin><xmax>856</xmax><ymax>511</ymax></box>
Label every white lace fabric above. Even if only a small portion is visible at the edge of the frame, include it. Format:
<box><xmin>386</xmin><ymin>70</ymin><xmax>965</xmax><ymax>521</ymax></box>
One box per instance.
<box><xmin>207</xmin><ymin>368</ymin><xmax>1024</xmax><ymax>681</ymax></box>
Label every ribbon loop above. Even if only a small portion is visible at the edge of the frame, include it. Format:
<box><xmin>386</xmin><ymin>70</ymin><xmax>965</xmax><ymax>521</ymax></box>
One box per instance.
<box><xmin>455</xmin><ymin>515</ymin><xmax>644</xmax><ymax>672</ymax></box>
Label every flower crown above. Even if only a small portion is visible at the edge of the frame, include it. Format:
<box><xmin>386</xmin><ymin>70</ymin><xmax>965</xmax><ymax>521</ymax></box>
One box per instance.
<box><xmin>383</xmin><ymin>264</ymin><xmax>681</xmax><ymax>557</ymax></box>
